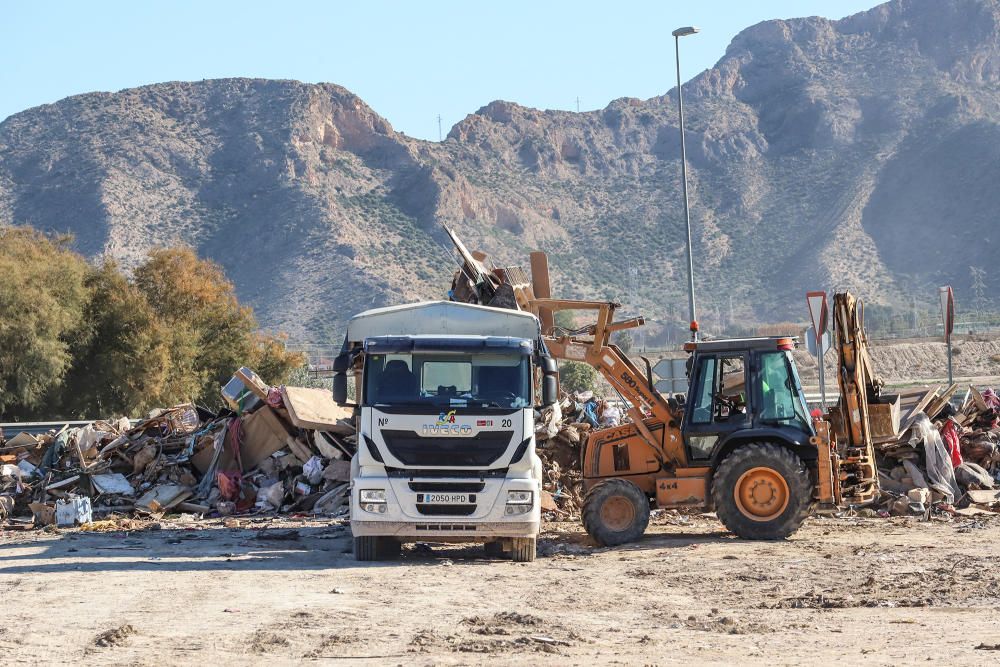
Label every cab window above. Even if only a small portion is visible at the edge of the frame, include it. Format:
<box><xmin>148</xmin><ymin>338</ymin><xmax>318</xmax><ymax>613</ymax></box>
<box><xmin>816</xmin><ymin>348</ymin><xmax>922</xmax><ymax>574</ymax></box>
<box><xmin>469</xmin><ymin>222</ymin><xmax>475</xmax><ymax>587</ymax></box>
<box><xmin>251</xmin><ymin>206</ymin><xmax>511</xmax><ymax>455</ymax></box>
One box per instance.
<box><xmin>690</xmin><ymin>357</ymin><xmax>716</xmax><ymax>424</ymax></box>
<box><xmin>758</xmin><ymin>352</ymin><xmax>811</xmax><ymax>431</ymax></box>
<box><xmin>689</xmin><ymin>355</ymin><xmax>748</xmax><ymax>424</ymax></box>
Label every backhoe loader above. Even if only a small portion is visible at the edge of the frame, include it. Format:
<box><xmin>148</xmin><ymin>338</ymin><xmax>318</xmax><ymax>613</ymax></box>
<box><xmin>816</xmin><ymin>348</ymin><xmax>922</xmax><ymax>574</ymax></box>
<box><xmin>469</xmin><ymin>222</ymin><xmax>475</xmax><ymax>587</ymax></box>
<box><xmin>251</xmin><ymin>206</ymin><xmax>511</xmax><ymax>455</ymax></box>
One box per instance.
<box><xmin>444</xmin><ymin>228</ymin><xmax>882</xmax><ymax>544</ymax></box>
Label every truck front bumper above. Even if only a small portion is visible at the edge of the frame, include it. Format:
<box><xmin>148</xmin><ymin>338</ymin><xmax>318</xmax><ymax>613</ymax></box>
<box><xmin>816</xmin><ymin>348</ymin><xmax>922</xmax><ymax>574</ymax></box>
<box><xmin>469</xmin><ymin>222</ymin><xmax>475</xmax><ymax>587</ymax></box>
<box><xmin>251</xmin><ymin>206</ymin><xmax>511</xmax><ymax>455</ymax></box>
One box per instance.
<box><xmin>351</xmin><ymin>520</ymin><xmax>538</xmax><ymax>539</ymax></box>
<box><xmin>350</xmin><ymin>471</ymin><xmax>540</xmax><ymax>540</ymax></box>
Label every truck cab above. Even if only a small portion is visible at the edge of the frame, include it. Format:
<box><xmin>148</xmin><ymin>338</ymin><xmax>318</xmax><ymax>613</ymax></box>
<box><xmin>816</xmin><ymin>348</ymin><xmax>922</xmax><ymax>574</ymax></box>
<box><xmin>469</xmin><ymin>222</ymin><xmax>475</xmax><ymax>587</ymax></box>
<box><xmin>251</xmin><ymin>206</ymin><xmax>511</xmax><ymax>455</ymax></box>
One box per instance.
<box><xmin>333</xmin><ymin>301</ymin><xmax>557</xmax><ymax>562</ymax></box>
<box><xmin>682</xmin><ymin>337</ymin><xmax>815</xmax><ymax>466</ymax></box>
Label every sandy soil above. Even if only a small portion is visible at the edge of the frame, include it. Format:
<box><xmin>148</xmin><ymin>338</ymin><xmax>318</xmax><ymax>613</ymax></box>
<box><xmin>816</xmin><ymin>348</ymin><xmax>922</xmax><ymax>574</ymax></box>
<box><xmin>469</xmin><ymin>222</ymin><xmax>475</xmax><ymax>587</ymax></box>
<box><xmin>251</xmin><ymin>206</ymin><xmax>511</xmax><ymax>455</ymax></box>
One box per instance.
<box><xmin>792</xmin><ymin>335</ymin><xmax>1000</xmax><ymax>387</ymax></box>
<box><xmin>3</xmin><ymin>513</ymin><xmax>1000</xmax><ymax>666</ymax></box>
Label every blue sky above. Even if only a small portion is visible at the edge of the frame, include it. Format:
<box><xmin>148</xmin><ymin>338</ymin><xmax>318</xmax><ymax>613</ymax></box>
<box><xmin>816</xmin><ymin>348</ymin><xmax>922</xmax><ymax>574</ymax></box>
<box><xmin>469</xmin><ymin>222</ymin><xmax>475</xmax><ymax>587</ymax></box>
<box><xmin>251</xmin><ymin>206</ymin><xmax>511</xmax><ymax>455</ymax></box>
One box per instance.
<box><xmin>1</xmin><ymin>1</ymin><xmax>882</xmax><ymax>140</ymax></box>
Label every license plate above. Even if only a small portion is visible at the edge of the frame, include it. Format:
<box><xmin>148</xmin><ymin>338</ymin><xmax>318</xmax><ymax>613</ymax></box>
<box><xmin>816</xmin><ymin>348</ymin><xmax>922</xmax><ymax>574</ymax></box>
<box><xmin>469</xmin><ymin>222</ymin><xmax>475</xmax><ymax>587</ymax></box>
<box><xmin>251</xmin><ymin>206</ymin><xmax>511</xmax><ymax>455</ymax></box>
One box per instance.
<box><xmin>419</xmin><ymin>493</ymin><xmax>472</xmax><ymax>504</ymax></box>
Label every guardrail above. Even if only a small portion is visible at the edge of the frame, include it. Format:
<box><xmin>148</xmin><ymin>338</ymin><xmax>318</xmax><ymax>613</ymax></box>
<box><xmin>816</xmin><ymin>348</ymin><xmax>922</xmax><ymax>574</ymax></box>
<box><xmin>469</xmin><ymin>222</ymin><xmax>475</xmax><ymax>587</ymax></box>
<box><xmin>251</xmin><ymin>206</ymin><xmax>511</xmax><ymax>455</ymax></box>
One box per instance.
<box><xmin>0</xmin><ymin>420</ymin><xmax>98</xmax><ymax>440</ymax></box>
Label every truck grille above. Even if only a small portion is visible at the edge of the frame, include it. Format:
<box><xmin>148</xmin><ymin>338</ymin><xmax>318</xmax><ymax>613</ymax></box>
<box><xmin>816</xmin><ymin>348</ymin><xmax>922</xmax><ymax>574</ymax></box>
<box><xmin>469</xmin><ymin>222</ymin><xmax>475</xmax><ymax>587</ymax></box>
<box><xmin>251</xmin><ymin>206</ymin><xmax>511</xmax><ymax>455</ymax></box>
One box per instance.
<box><xmin>380</xmin><ymin>430</ymin><xmax>513</xmax><ymax>466</ymax></box>
<box><xmin>414</xmin><ymin>524</ymin><xmax>477</xmax><ymax>531</ymax></box>
<box><xmin>408</xmin><ymin>481</ymin><xmax>485</xmax><ymax>493</ymax></box>
<box><xmin>416</xmin><ymin>504</ymin><xmax>477</xmax><ymax>516</ymax></box>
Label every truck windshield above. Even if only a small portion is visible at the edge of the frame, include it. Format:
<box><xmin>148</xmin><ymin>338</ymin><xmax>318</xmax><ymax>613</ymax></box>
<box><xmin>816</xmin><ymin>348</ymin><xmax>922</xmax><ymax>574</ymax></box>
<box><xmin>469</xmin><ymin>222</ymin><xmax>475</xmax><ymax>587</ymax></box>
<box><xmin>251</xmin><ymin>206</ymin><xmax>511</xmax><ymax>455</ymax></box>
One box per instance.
<box><xmin>364</xmin><ymin>352</ymin><xmax>531</xmax><ymax>409</ymax></box>
<box><xmin>759</xmin><ymin>351</ymin><xmax>813</xmax><ymax>433</ymax></box>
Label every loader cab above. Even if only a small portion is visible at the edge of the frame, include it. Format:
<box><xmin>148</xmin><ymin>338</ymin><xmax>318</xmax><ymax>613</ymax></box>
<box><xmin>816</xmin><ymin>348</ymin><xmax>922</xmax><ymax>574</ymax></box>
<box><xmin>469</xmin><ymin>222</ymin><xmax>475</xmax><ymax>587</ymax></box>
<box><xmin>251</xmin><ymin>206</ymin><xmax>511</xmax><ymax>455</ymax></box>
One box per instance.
<box><xmin>681</xmin><ymin>337</ymin><xmax>813</xmax><ymax>462</ymax></box>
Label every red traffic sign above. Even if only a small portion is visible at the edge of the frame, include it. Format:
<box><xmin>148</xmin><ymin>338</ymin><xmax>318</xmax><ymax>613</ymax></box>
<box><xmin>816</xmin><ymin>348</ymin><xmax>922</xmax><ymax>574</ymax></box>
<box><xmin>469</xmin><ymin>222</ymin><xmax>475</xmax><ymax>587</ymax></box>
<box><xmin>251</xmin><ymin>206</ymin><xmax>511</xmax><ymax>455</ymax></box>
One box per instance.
<box><xmin>806</xmin><ymin>291</ymin><xmax>828</xmax><ymax>345</ymax></box>
<box><xmin>940</xmin><ymin>286</ymin><xmax>955</xmax><ymax>341</ymax></box>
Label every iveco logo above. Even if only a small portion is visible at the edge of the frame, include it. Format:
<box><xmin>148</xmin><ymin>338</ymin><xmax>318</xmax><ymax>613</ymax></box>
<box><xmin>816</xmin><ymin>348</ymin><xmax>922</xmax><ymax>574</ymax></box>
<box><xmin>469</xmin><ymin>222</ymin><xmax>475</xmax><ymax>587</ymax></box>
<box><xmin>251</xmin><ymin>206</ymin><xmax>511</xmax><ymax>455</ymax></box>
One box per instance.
<box><xmin>422</xmin><ymin>424</ymin><xmax>473</xmax><ymax>436</ymax></box>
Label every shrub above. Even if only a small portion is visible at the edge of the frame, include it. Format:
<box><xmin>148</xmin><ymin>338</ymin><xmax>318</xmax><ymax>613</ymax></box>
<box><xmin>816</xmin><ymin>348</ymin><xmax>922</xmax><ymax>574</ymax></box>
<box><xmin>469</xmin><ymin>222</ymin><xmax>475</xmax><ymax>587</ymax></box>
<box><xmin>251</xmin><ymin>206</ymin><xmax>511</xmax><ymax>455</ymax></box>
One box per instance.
<box><xmin>0</xmin><ymin>227</ymin><xmax>304</xmax><ymax>419</ymax></box>
<box><xmin>559</xmin><ymin>361</ymin><xmax>599</xmax><ymax>394</ymax></box>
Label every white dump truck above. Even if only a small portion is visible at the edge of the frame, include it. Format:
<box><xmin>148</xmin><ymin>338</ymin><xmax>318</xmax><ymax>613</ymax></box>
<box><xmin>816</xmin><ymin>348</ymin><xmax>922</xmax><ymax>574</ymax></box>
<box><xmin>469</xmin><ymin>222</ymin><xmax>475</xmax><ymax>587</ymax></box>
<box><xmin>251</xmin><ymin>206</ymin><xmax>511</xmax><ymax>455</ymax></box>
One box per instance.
<box><xmin>332</xmin><ymin>300</ymin><xmax>558</xmax><ymax>562</ymax></box>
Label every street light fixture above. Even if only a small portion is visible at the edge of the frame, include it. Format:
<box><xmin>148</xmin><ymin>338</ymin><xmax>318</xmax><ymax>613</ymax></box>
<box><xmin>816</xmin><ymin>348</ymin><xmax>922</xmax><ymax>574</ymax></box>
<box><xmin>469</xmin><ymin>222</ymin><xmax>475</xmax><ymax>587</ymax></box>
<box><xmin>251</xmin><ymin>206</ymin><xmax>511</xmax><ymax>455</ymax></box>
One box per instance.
<box><xmin>673</xmin><ymin>25</ymin><xmax>700</xmax><ymax>340</ymax></box>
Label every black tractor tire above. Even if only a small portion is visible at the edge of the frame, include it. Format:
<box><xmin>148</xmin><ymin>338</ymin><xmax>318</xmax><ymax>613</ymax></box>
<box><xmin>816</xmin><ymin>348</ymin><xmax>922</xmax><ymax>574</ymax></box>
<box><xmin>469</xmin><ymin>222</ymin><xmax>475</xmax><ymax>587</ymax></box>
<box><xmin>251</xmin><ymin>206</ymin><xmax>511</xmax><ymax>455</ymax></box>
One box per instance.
<box><xmin>483</xmin><ymin>540</ymin><xmax>504</xmax><ymax>558</ymax></box>
<box><xmin>510</xmin><ymin>537</ymin><xmax>536</xmax><ymax>562</ymax></box>
<box><xmin>353</xmin><ymin>536</ymin><xmax>401</xmax><ymax>561</ymax></box>
<box><xmin>712</xmin><ymin>442</ymin><xmax>812</xmax><ymax>540</ymax></box>
<box><xmin>581</xmin><ymin>478</ymin><xmax>651</xmax><ymax>546</ymax></box>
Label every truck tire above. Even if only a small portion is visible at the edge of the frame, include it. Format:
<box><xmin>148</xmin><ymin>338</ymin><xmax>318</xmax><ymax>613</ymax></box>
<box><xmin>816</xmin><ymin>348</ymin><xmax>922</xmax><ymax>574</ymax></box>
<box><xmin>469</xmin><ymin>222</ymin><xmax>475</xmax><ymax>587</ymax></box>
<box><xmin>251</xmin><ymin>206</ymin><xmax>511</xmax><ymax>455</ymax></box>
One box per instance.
<box><xmin>712</xmin><ymin>442</ymin><xmax>811</xmax><ymax>540</ymax></box>
<box><xmin>484</xmin><ymin>540</ymin><xmax>504</xmax><ymax>558</ymax></box>
<box><xmin>511</xmin><ymin>537</ymin><xmax>536</xmax><ymax>562</ymax></box>
<box><xmin>582</xmin><ymin>478</ymin><xmax>650</xmax><ymax>546</ymax></box>
<box><xmin>353</xmin><ymin>536</ymin><xmax>401</xmax><ymax>561</ymax></box>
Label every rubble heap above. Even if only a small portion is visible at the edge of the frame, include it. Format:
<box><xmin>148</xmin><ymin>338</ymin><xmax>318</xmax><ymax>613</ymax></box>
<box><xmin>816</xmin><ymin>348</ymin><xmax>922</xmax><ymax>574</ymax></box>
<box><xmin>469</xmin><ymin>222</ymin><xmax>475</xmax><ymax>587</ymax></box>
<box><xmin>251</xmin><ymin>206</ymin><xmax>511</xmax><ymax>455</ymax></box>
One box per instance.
<box><xmin>0</xmin><ymin>368</ymin><xmax>357</xmax><ymax>528</ymax></box>
<box><xmin>535</xmin><ymin>392</ymin><xmax>622</xmax><ymax>518</ymax></box>
<box><xmin>873</xmin><ymin>384</ymin><xmax>1000</xmax><ymax>517</ymax></box>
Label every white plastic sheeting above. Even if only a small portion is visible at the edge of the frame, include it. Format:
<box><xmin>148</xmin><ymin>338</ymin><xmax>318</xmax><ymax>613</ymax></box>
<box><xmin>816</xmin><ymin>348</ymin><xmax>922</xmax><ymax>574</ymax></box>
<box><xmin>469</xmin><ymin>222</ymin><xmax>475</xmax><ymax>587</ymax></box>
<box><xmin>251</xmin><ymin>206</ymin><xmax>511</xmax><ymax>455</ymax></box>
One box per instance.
<box><xmin>908</xmin><ymin>413</ymin><xmax>962</xmax><ymax>503</ymax></box>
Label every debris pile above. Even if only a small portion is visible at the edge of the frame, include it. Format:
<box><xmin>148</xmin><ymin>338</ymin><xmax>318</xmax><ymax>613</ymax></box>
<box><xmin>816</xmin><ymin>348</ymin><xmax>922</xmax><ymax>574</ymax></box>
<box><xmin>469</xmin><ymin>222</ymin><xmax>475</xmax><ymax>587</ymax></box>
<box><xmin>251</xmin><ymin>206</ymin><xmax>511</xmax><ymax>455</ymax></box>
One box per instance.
<box><xmin>535</xmin><ymin>392</ymin><xmax>622</xmax><ymax>518</ymax></box>
<box><xmin>0</xmin><ymin>368</ymin><xmax>357</xmax><ymax>529</ymax></box>
<box><xmin>874</xmin><ymin>384</ymin><xmax>1000</xmax><ymax>517</ymax></box>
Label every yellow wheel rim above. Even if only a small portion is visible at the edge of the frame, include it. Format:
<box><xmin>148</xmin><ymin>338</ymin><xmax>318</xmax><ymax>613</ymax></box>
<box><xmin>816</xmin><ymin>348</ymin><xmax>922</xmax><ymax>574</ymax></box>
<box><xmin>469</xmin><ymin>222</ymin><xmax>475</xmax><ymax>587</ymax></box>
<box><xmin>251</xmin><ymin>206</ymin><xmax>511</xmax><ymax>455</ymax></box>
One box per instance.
<box><xmin>601</xmin><ymin>496</ymin><xmax>636</xmax><ymax>532</ymax></box>
<box><xmin>734</xmin><ymin>467</ymin><xmax>789</xmax><ymax>522</ymax></box>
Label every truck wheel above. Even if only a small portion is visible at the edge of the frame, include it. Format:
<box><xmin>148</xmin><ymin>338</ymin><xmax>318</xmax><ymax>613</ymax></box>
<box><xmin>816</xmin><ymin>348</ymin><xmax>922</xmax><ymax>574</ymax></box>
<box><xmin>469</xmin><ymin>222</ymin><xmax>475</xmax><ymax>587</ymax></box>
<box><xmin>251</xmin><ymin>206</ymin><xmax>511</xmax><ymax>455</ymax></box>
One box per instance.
<box><xmin>484</xmin><ymin>540</ymin><xmax>504</xmax><ymax>558</ymax></box>
<box><xmin>712</xmin><ymin>442</ymin><xmax>811</xmax><ymax>540</ymax></box>
<box><xmin>353</xmin><ymin>536</ymin><xmax>400</xmax><ymax>561</ymax></box>
<box><xmin>582</xmin><ymin>479</ymin><xmax>650</xmax><ymax>546</ymax></box>
<box><xmin>379</xmin><ymin>537</ymin><xmax>402</xmax><ymax>559</ymax></box>
<box><xmin>511</xmin><ymin>537</ymin><xmax>536</xmax><ymax>562</ymax></box>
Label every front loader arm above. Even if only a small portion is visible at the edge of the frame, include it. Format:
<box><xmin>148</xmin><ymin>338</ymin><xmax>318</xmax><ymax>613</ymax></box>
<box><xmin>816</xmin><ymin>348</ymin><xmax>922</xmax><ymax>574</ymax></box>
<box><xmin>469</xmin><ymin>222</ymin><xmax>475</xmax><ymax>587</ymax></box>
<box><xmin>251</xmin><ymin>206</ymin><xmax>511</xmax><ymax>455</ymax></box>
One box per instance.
<box><xmin>533</xmin><ymin>299</ymin><xmax>687</xmax><ymax>468</ymax></box>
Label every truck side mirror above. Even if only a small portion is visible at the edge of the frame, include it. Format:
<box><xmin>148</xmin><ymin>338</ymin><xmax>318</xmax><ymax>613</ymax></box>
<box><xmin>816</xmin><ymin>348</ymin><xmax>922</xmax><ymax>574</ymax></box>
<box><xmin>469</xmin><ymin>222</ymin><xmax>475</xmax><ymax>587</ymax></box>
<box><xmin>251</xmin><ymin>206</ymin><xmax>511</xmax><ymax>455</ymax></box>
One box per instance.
<box><xmin>541</xmin><ymin>357</ymin><xmax>558</xmax><ymax>375</ymax></box>
<box><xmin>541</xmin><ymin>374</ymin><xmax>558</xmax><ymax>407</ymax></box>
<box><xmin>332</xmin><ymin>372</ymin><xmax>348</xmax><ymax>405</ymax></box>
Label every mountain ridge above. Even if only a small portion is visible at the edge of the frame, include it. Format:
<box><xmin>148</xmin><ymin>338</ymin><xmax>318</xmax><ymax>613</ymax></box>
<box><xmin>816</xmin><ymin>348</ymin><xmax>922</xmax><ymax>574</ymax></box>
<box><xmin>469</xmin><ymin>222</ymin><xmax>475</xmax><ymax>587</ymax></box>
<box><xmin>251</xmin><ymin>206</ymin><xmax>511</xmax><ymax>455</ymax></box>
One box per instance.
<box><xmin>3</xmin><ymin>0</ymin><xmax>999</xmax><ymax>342</ymax></box>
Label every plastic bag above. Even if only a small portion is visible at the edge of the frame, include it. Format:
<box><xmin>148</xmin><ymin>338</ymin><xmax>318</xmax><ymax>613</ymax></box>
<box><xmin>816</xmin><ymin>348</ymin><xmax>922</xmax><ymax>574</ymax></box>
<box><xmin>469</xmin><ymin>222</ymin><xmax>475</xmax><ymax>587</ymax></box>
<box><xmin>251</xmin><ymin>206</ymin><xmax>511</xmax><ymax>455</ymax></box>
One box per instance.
<box><xmin>908</xmin><ymin>413</ymin><xmax>961</xmax><ymax>503</ymax></box>
<box><xmin>600</xmin><ymin>404</ymin><xmax>621</xmax><ymax>427</ymax></box>
<box><xmin>303</xmin><ymin>456</ymin><xmax>325</xmax><ymax>485</ymax></box>
<box><xmin>940</xmin><ymin>420</ymin><xmax>963</xmax><ymax>468</ymax></box>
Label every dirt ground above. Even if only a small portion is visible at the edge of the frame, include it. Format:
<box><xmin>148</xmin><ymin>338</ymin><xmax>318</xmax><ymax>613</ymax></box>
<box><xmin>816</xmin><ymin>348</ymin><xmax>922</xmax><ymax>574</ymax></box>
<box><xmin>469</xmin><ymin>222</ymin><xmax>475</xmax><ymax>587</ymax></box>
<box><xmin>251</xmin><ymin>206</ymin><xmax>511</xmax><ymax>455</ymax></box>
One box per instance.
<box><xmin>3</xmin><ymin>514</ymin><xmax>1000</xmax><ymax>666</ymax></box>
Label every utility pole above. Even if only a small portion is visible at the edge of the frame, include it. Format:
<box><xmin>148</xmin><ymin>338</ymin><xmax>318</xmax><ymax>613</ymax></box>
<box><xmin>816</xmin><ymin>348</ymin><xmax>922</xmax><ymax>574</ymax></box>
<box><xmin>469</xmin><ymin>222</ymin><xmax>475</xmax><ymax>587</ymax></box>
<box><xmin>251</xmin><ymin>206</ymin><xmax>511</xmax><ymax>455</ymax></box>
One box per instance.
<box><xmin>627</xmin><ymin>262</ymin><xmax>644</xmax><ymax>351</ymax></box>
<box><xmin>672</xmin><ymin>26</ymin><xmax>700</xmax><ymax>340</ymax></box>
<box><xmin>437</xmin><ymin>115</ymin><xmax>442</xmax><ymax>142</ymax></box>
<box><xmin>576</xmin><ymin>97</ymin><xmax>580</xmax><ymax>113</ymax></box>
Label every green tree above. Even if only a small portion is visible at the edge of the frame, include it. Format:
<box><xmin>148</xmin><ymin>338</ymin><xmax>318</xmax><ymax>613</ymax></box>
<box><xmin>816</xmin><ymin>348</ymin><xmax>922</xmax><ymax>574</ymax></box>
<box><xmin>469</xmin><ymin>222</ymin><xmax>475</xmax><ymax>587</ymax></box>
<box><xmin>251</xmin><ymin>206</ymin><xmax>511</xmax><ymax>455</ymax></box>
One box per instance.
<box><xmin>133</xmin><ymin>247</ymin><xmax>303</xmax><ymax>408</ymax></box>
<box><xmin>614</xmin><ymin>331</ymin><xmax>634</xmax><ymax>355</ymax></box>
<box><xmin>558</xmin><ymin>361</ymin><xmax>599</xmax><ymax>394</ymax></box>
<box><xmin>553</xmin><ymin>309</ymin><xmax>577</xmax><ymax>332</ymax></box>
<box><xmin>250</xmin><ymin>332</ymin><xmax>307</xmax><ymax>390</ymax></box>
<box><xmin>58</xmin><ymin>262</ymin><xmax>173</xmax><ymax>417</ymax></box>
<box><xmin>1</xmin><ymin>230</ymin><xmax>304</xmax><ymax>418</ymax></box>
<box><xmin>0</xmin><ymin>227</ymin><xmax>89</xmax><ymax>419</ymax></box>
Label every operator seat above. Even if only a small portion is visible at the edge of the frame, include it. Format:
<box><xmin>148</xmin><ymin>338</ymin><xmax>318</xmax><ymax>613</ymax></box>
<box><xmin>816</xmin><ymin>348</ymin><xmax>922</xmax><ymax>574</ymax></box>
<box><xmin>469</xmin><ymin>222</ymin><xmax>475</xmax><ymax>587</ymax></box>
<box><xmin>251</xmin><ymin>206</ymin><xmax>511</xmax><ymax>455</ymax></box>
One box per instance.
<box><xmin>379</xmin><ymin>360</ymin><xmax>418</xmax><ymax>402</ymax></box>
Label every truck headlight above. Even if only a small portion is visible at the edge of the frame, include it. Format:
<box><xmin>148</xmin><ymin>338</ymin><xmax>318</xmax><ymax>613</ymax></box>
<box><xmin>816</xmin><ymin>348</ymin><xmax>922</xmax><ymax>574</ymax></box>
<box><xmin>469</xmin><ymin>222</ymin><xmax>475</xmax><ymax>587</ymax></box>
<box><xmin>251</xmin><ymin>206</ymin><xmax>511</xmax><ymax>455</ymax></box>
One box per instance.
<box><xmin>360</xmin><ymin>489</ymin><xmax>386</xmax><ymax>503</ymax></box>
<box><xmin>506</xmin><ymin>490</ymin><xmax>533</xmax><ymax>505</ymax></box>
<box><xmin>359</xmin><ymin>489</ymin><xmax>388</xmax><ymax>514</ymax></box>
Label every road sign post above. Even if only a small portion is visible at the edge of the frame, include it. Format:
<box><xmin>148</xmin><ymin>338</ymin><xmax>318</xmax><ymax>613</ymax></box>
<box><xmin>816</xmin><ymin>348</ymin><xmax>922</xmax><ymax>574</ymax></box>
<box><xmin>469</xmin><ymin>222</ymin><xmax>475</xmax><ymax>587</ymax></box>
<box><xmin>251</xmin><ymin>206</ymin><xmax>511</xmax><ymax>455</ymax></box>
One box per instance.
<box><xmin>940</xmin><ymin>286</ymin><xmax>955</xmax><ymax>384</ymax></box>
<box><xmin>652</xmin><ymin>358</ymin><xmax>689</xmax><ymax>395</ymax></box>
<box><xmin>806</xmin><ymin>291</ymin><xmax>830</xmax><ymax>411</ymax></box>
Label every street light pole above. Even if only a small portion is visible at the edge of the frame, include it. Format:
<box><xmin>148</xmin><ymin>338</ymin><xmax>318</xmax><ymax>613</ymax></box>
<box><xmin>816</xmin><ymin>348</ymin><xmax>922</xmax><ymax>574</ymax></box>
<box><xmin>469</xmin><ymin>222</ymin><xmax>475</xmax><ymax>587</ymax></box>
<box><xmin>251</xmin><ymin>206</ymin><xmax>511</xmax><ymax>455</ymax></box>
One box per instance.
<box><xmin>672</xmin><ymin>25</ymin><xmax>699</xmax><ymax>340</ymax></box>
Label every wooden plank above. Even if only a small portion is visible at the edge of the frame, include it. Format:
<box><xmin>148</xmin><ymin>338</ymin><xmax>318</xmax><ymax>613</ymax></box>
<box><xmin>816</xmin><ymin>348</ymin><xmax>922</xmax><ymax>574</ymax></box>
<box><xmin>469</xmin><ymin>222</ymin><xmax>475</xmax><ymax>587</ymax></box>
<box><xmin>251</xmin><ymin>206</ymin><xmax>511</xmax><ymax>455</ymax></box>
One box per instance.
<box><xmin>45</xmin><ymin>475</ymin><xmax>80</xmax><ymax>491</ymax></box>
<box><xmin>971</xmin><ymin>386</ymin><xmax>989</xmax><ymax>413</ymax></box>
<box><xmin>900</xmin><ymin>387</ymin><xmax>939</xmax><ymax>431</ymax></box>
<box><xmin>4</xmin><ymin>432</ymin><xmax>40</xmax><ymax>448</ymax></box>
<box><xmin>926</xmin><ymin>383</ymin><xmax>960</xmax><ymax>420</ymax></box>
<box><xmin>235</xmin><ymin>368</ymin><xmax>270</xmax><ymax>401</ymax></box>
<box><xmin>281</xmin><ymin>386</ymin><xmax>353</xmax><ymax>432</ymax></box>
<box><xmin>955</xmin><ymin>506</ymin><xmax>994</xmax><ymax>517</ymax></box>
<box><xmin>175</xmin><ymin>501</ymin><xmax>211</xmax><ymax>514</ymax></box>
<box><xmin>966</xmin><ymin>489</ymin><xmax>1000</xmax><ymax>504</ymax></box>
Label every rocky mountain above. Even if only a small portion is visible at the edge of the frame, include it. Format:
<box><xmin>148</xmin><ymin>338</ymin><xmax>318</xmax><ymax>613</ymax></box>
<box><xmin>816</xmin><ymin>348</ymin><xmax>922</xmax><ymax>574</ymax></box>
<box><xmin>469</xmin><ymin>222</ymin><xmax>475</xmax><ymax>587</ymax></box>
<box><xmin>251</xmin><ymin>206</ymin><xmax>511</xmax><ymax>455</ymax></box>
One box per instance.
<box><xmin>3</xmin><ymin>0</ymin><xmax>1000</xmax><ymax>343</ymax></box>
